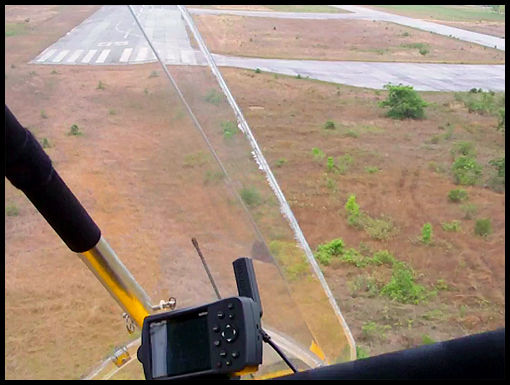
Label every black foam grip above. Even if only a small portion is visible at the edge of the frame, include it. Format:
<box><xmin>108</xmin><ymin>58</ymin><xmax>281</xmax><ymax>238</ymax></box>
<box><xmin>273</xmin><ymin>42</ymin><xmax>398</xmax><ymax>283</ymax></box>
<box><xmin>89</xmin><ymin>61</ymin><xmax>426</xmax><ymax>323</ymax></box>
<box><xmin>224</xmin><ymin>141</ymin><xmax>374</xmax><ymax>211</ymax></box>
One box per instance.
<box><xmin>274</xmin><ymin>329</ymin><xmax>505</xmax><ymax>380</ymax></box>
<box><xmin>5</xmin><ymin>105</ymin><xmax>101</xmax><ymax>253</ymax></box>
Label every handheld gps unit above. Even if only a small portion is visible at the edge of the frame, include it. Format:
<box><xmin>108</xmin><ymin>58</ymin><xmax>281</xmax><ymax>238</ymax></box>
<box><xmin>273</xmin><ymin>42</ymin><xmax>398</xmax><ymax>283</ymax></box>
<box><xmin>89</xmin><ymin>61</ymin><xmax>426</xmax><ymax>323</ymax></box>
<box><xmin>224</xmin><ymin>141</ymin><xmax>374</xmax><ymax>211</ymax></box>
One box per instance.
<box><xmin>137</xmin><ymin>258</ymin><xmax>264</xmax><ymax>380</ymax></box>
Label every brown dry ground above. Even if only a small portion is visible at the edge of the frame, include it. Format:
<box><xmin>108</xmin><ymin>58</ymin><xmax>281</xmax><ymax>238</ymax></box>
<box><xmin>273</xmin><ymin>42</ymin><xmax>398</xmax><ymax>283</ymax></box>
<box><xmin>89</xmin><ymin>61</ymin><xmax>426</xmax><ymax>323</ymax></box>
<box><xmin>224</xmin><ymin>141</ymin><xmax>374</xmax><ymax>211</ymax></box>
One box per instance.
<box><xmin>192</xmin><ymin>15</ymin><xmax>505</xmax><ymax>64</ymax></box>
<box><xmin>5</xmin><ymin>4</ymin><xmax>506</xmax><ymax>381</ymax></box>
<box><xmin>186</xmin><ymin>5</ymin><xmax>349</xmax><ymax>13</ymax></box>
<box><xmin>439</xmin><ymin>21</ymin><xmax>506</xmax><ymax>39</ymax></box>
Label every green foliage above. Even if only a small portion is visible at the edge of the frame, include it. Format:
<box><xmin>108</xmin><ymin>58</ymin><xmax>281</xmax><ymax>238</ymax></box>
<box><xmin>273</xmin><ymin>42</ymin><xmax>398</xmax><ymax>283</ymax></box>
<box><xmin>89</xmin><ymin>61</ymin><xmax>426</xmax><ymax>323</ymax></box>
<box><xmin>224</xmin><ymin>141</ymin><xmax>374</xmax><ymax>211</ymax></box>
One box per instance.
<box><xmin>422</xmin><ymin>335</ymin><xmax>436</xmax><ymax>345</ymax></box>
<box><xmin>221</xmin><ymin>121</ymin><xmax>237</xmax><ymax>139</ymax></box>
<box><xmin>419</xmin><ymin>48</ymin><xmax>429</xmax><ymax>56</ymax></box>
<box><xmin>366</xmin><ymin>167</ymin><xmax>379</xmax><ymax>174</ymax></box>
<box><xmin>345</xmin><ymin>195</ymin><xmax>361</xmax><ymax>226</ymax></box>
<box><xmin>380</xmin><ymin>261</ymin><xmax>427</xmax><ymax>304</ymax></box>
<box><xmin>356</xmin><ymin>346</ymin><xmax>370</xmax><ymax>360</ymax></box>
<box><xmin>324</xmin><ymin>120</ymin><xmax>336</xmax><ymax>130</ymax></box>
<box><xmin>475</xmin><ymin>219</ymin><xmax>492</xmax><ymax>237</ymax></box>
<box><xmin>148</xmin><ymin>71</ymin><xmax>159</xmax><ymax>78</ymax></box>
<box><xmin>361</xmin><ymin>322</ymin><xmax>388</xmax><ymax>340</ymax></box>
<box><xmin>40</xmin><ymin>110</ymin><xmax>48</xmax><ymax>119</ymax></box>
<box><xmin>68</xmin><ymin>124</ymin><xmax>82</xmax><ymax>136</ymax></box>
<box><xmin>371</xmin><ymin>250</ymin><xmax>396</xmax><ymax>266</ymax></box>
<box><xmin>452</xmin><ymin>156</ymin><xmax>483</xmax><ymax>186</ymax></box>
<box><xmin>41</xmin><ymin>138</ymin><xmax>51</xmax><ymax>149</ymax></box>
<box><xmin>345</xmin><ymin>129</ymin><xmax>359</xmax><ymax>138</ymax></box>
<box><xmin>420</xmin><ymin>223</ymin><xmax>433</xmax><ymax>244</ymax></box>
<box><xmin>461</xmin><ymin>203</ymin><xmax>478</xmax><ymax>220</ymax></box>
<box><xmin>204</xmin><ymin>170</ymin><xmax>224</xmax><ymax>184</ymax></box>
<box><xmin>315</xmin><ymin>238</ymin><xmax>345</xmax><ymax>266</ymax></box>
<box><xmin>442</xmin><ymin>220</ymin><xmax>462</xmax><ymax>232</ymax></box>
<box><xmin>97</xmin><ymin>80</ymin><xmax>106</xmax><ymax>90</ymax></box>
<box><xmin>5</xmin><ymin>205</ymin><xmax>19</xmax><ymax>217</ymax></box>
<box><xmin>488</xmin><ymin>157</ymin><xmax>505</xmax><ymax>192</ymax></box>
<box><xmin>361</xmin><ymin>215</ymin><xmax>396</xmax><ymax>241</ymax></box>
<box><xmin>379</xmin><ymin>84</ymin><xmax>427</xmax><ymax>120</ymax></box>
<box><xmin>325</xmin><ymin>177</ymin><xmax>337</xmax><ymax>191</ymax></box>
<box><xmin>296</xmin><ymin>74</ymin><xmax>302</xmax><ymax>79</ymax></box>
<box><xmin>451</xmin><ymin>141</ymin><xmax>476</xmax><ymax>159</ymax></box>
<box><xmin>448</xmin><ymin>189</ymin><xmax>469</xmax><ymax>202</ymax></box>
<box><xmin>51</xmin><ymin>69</ymin><xmax>58</xmax><ymax>75</ymax></box>
<box><xmin>337</xmin><ymin>154</ymin><xmax>353</xmax><ymax>175</ymax></box>
<box><xmin>109</xmin><ymin>109</ymin><xmax>117</xmax><ymax>116</ymax></box>
<box><xmin>274</xmin><ymin>158</ymin><xmax>288</xmax><ymax>168</ymax></box>
<box><xmin>497</xmin><ymin>108</ymin><xmax>505</xmax><ymax>132</ymax></box>
<box><xmin>183</xmin><ymin>151</ymin><xmax>209</xmax><ymax>168</ymax></box>
<box><xmin>327</xmin><ymin>157</ymin><xmax>335</xmax><ymax>173</ymax></box>
<box><xmin>240</xmin><ymin>187</ymin><xmax>262</xmax><ymax>208</ymax></box>
<box><xmin>204</xmin><ymin>88</ymin><xmax>223</xmax><ymax>105</ymax></box>
<box><xmin>457</xmin><ymin>91</ymin><xmax>500</xmax><ymax>115</ymax></box>
<box><xmin>312</xmin><ymin>147</ymin><xmax>325</xmax><ymax>162</ymax></box>
<box><xmin>402</xmin><ymin>32</ymin><xmax>410</xmax><ymax>37</ymax></box>
<box><xmin>401</xmin><ymin>42</ymin><xmax>428</xmax><ymax>50</ymax></box>
<box><xmin>255</xmin><ymin>68</ymin><xmax>262</xmax><ymax>74</ymax></box>
<box><xmin>270</xmin><ymin>241</ymin><xmax>310</xmax><ymax>282</ymax></box>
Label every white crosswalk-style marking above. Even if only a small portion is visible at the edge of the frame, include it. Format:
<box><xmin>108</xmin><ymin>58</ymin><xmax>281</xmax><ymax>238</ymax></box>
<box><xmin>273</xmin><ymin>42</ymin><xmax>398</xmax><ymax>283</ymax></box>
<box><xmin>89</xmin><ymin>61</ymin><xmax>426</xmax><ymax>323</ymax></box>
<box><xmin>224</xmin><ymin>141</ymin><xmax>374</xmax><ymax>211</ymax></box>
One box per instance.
<box><xmin>95</xmin><ymin>49</ymin><xmax>111</xmax><ymax>64</ymax></box>
<box><xmin>66</xmin><ymin>50</ymin><xmax>84</xmax><ymax>63</ymax></box>
<box><xmin>37</xmin><ymin>49</ymin><xmax>57</xmax><ymax>62</ymax></box>
<box><xmin>119</xmin><ymin>48</ymin><xmax>133</xmax><ymax>63</ymax></box>
<box><xmin>81</xmin><ymin>50</ymin><xmax>97</xmax><ymax>63</ymax></box>
<box><xmin>52</xmin><ymin>50</ymin><xmax>69</xmax><ymax>63</ymax></box>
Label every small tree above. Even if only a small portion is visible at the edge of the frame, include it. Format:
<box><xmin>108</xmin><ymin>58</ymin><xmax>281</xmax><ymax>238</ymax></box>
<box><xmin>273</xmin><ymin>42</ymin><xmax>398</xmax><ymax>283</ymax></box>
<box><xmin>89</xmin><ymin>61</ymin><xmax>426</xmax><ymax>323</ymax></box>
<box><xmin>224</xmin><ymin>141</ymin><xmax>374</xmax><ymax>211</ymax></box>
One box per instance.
<box><xmin>379</xmin><ymin>84</ymin><xmax>428</xmax><ymax>120</ymax></box>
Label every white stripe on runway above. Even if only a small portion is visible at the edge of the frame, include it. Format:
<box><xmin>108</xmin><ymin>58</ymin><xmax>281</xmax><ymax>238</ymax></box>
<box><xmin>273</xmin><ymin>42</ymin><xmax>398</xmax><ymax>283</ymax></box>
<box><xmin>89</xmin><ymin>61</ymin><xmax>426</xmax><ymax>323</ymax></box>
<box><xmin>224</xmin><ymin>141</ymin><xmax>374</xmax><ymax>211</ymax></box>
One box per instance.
<box><xmin>66</xmin><ymin>50</ymin><xmax>84</xmax><ymax>63</ymax></box>
<box><xmin>81</xmin><ymin>50</ymin><xmax>97</xmax><ymax>63</ymax></box>
<box><xmin>37</xmin><ymin>49</ymin><xmax>57</xmax><ymax>62</ymax></box>
<box><xmin>135</xmin><ymin>47</ymin><xmax>149</xmax><ymax>62</ymax></box>
<box><xmin>119</xmin><ymin>48</ymin><xmax>133</xmax><ymax>63</ymax></box>
<box><xmin>95</xmin><ymin>49</ymin><xmax>111</xmax><ymax>64</ymax></box>
<box><xmin>52</xmin><ymin>50</ymin><xmax>69</xmax><ymax>63</ymax></box>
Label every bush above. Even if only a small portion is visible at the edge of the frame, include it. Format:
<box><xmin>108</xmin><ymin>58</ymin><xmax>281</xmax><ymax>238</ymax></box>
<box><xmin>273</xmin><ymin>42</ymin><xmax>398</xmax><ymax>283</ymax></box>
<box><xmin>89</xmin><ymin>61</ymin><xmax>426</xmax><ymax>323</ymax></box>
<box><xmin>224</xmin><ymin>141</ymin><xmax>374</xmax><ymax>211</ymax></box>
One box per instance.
<box><xmin>356</xmin><ymin>346</ymin><xmax>370</xmax><ymax>360</ymax></box>
<box><xmin>345</xmin><ymin>195</ymin><xmax>361</xmax><ymax>226</ymax></box>
<box><xmin>489</xmin><ymin>158</ymin><xmax>505</xmax><ymax>192</ymax></box>
<box><xmin>448</xmin><ymin>189</ymin><xmax>469</xmax><ymax>202</ymax></box>
<box><xmin>97</xmin><ymin>80</ymin><xmax>106</xmax><ymax>90</ymax></box>
<box><xmin>316</xmin><ymin>238</ymin><xmax>345</xmax><ymax>266</ymax></box>
<box><xmin>68</xmin><ymin>124</ymin><xmax>82</xmax><ymax>136</ymax></box>
<box><xmin>324</xmin><ymin>120</ymin><xmax>336</xmax><ymax>130</ymax></box>
<box><xmin>41</xmin><ymin>138</ymin><xmax>51</xmax><ymax>149</ymax></box>
<box><xmin>312</xmin><ymin>147</ymin><xmax>325</xmax><ymax>162</ymax></box>
<box><xmin>109</xmin><ymin>109</ymin><xmax>117</xmax><ymax>116</ymax></box>
<box><xmin>255</xmin><ymin>68</ymin><xmax>262</xmax><ymax>74</ymax></box>
<box><xmin>361</xmin><ymin>215</ymin><xmax>395</xmax><ymax>241</ymax></box>
<box><xmin>475</xmin><ymin>219</ymin><xmax>492</xmax><ymax>237</ymax></box>
<box><xmin>221</xmin><ymin>121</ymin><xmax>237</xmax><ymax>139</ymax></box>
<box><xmin>419</xmin><ymin>48</ymin><xmax>429</xmax><ymax>56</ymax></box>
<box><xmin>461</xmin><ymin>203</ymin><xmax>478</xmax><ymax>220</ymax></box>
<box><xmin>337</xmin><ymin>154</ymin><xmax>353</xmax><ymax>175</ymax></box>
<box><xmin>451</xmin><ymin>156</ymin><xmax>482</xmax><ymax>186</ymax></box>
<box><xmin>371</xmin><ymin>250</ymin><xmax>396</xmax><ymax>266</ymax></box>
<box><xmin>366</xmin><ymin>167</ymin><xmax>379</xmax><ymax>174</ymax></box>
<box><xmin>420</xmin><ymin>223</ymin><xmax>433</xmax><ymax>244</ymax></box>
<box><xmin>240</xmin><ymin>187</ymin><xmax>262</xmax><ymax>208</ymax></box>
<box><xmin>204</xmin><ymin>89</ymin><xmax>223</xmax><ymax>105</ymax></box>
<box><xmin>379</xmin><ymin>84</ymin><xmax>427</xmax><ymax>120</ymax></box>
<box><xmin>442</xmin><ymin>220</ymin><xmax>462</xmax><ymax>232</ymax></box>
<box><xmin>5</xmin><ymin>205</ymin><xmax>19</xmax><ymax>217</ymax></box>
<box><xmin>345</xmin><ymin>129</ymin><xmax>359</xmax><ymax>139</ymax></box>
<box><xmin>327</xmin><ymin>157</ymin><xmax>335</xmax><ymax>172</ymax></box>
<box><xmin>380</xmin><ymin>262</ymin><xmax>427</xmax><ymax>304</ymax></box>
<box><xmin>422</xmin><ymin>335</ymin><xmax>436</xmax><ymax>345</ymax></box>
<box><xmin>451</xmin><ymin>141</ymin><xmax>476</xmax><ymax>159</ymax></box>
<box><xmin>462</xmin><ymin>91</ymin><xmax>497</xmax><ymax>115</ymax></box>
<box><xmin>274</xmin><ymin>158</ymin><xmax>288</xmax><ymax>168</ymax></box>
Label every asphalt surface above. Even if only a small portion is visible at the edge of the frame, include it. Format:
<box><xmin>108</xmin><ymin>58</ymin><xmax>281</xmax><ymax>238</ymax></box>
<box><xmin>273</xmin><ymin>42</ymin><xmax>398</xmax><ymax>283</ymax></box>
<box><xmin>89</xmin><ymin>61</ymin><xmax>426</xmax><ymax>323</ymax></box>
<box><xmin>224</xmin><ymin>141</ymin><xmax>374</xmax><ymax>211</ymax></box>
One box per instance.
<box><xmin>188</xmin><ymin>5</ymin><xmax>505</xmax><ymax>50</ymax></box>
<box><xmin>31</xmin><ymin>5</ymin><xmax>505</xmax><ymax>91</ymax></box>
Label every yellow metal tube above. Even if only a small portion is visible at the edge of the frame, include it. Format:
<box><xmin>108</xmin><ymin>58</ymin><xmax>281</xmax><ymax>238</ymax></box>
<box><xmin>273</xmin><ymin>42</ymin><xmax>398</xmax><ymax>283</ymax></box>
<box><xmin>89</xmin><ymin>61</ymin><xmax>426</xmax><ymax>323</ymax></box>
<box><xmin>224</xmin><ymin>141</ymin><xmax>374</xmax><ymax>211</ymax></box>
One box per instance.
<box><xmin>79</xmin><ymin>237</ymin><xmax>153</xmax><ymax>328</ymax></box>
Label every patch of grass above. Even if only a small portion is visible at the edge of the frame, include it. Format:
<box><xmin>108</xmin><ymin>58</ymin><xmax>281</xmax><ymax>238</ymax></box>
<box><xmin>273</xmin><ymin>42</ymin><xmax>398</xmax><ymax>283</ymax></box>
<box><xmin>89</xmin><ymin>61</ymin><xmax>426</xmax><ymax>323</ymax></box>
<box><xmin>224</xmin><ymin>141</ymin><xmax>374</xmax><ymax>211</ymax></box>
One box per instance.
<box><xmin>337</xmin><ymin>154</ymin><xmax>354</xmax><ymax>175</ymax></box>
<box><xmin>361</xmin><ymin>322</ymin><xmax>390</xmax><ymax>341</ymax></box>
<box><xmin>461</xmin><ymin>203</ymin><xmax>478</xmax><ymax>220</ymax></box>
<box><xmin>475</xmin><ymin>219</ymin><xmax>492</xmax><ymax>237</ymax></box>
<box><xmin>148</xmin><ymin>71</ymin><xmax>159</xmax><ymax>78</ymax></box>
<box><xmin>422</xmin><ymin>309</ymin><xmax>443</xmax><ymax>321</ymax></box>
<box><xmin>401</xmin><ymin>42</ymin><xmax>428</xmax><ymax>50</ymax></box>
<box><xmin>51</xmin><ymin>69</ymin><xmax>58</xmax><ymax>75</ymax></box>
<box><xmin>97</xmin><ymin>80</ymin><xmax>106</xmax><ymax>90</ymax></box>
<box><xmin>347</xmin><ymin>274</ymin><xmax>380</xmax><ymax>298</ymax></box>
<box><xmin>221</xmin><ymin>121</ymin><xmax>237</xmax><ymax>139</ymax></box>
<box><xmin>448</xmin><ymin>189</ymin><xmax>469</xmax><ymax>203</ymax></box>
<box><xmin>488</xmin><ymin>157</ymin><xmax>505</xmax><ymax>193</ymax></box>
<box><xmin>356</xmin><ymin>346</ymin><xmax>370</xmax><ymax>360</ymax></box>
<box><xmin>325</xmin><ymin>177</ymin><xmax>337</xmax><ymax>191</ymax></box>
<box><xmin>255</xmin><ymin>68</ymin><xmax>262</xmax><ymax>74</ymax></box>
<box><xmin>345</xmin><ymin>195</ymin><xmax>396</xmax><ymax>240</ymax></box>
<box><xmin>345</xmin><ymin>129</ymin><xmax>359</xmax><ymax>139</ymax></box>
<box><xmin>422</xmin><ymin>335</ymin><xmax>436</xmax><ymax>345</ymax></box>
<box><xmin>270</xmin><ymin>241</ymin><xmax>310</xmax><ymax>282</ymax></box>
<box><xmin>429</xmin><ymin>134</ymin><xmax>442</xmax><ymax>144</ymax></box>
<box><xmin>312</xmin><ymin>147</ymin><xmax>325</xmax><ymax>162</ymax></box>
<box><xmin>451</xmin><ymin>156</ymin><xmax>483</xmax><ymax>186</ymax></box>
<box><xmin>109</xmin><ymin>109</ymin><xmax>117</xmax><ymax>116</ymax></box>
<box><xmin>274</xmin><ymin>158</ymin><xmax>288</xmax><ymax>168</ymax></box>
<box><xmin>315</xmin><ymin>238</ymin><xmax>345</xmax><ymax>266</ymax></box>
<box><xmin>366</xmin><ymin>167</ymin><xmax>379</xmax><ymax>174</ymax></box>
<box><xmin>68</xmin><ymin>124</ymin><xmax>83</xmax><ymax>136</ymax></box>
<box><xmin>451</xmin><ymin>141</ymin><xmax>476</xmax><ymax>159</ymax></box>
<box><xmin>144</xmin><ymin>88</ymin><xmax>149</xmax><ymax>95</ymax></box>
<box><xmin>442</xmin><ymin>220</ymin><xmax>462</xmax><ymax>232</ymax></box>
<box><xmin>204</xmin><ymin>170</ymin><xmax>225</xmax><ymax>185</ymax></box>
<box><xmin>380</xmin><ymin>261</ymin><xmax>427</xmax><ymax>304</ymax></box>
<box><xmin>428</xmin><ymin>161</ymin><xmax>447</xmax><ymax>174</ymax></box>
<box><xmin>5</xmin><ymin>205</ymin><xmax>19</xmax><ymax>217</ymax></box>
<box><xmin>183</xmin><ymin>151</ymin><xmax>209</xmax><ymax>168</ymax></box>
<box><xmin>455</xmin><ymin>91</ymin><xmax>503</xmax><ymax>115</ymax></box>
<box><xmin>379</xmin><ymin>84</ymin><xmax>428</xmax><ymax>120</ymax></box>
<box><xmin>40</xmin><ymin>110</ymin><xmax>48</xmax><ymax>119</ymax></box>
<box><xmin>204</xmin><ymin>88</ymin><xmax>223</xmax><ymax>105</ymax></box>
<box><xmin>41</xmin><ymin>138</ymin><xmax>51</xmax><ymax>149</ymax></box>
<box><xmin>324</xmin><ymin>120</ymin><xmax>337</xmax><ymax>130</ymax></box>
<box><xmin>5</xmin><ymin>22</ymin><xmax>27</xmax><ymax>37</ymax></box>
<box><xmin>240</xmin><ymin>187</ymin><xmax>262</xmax><ymax>208</ymax></box>
<box><xmin>497</xmin><ymin>108</ymin><xmax>505</xmax><ymax>133</ymax></box>
<box><xmin>419</xmin><ymin>223</ymin><xmax>433</xmax><ymax>244</ymax></box>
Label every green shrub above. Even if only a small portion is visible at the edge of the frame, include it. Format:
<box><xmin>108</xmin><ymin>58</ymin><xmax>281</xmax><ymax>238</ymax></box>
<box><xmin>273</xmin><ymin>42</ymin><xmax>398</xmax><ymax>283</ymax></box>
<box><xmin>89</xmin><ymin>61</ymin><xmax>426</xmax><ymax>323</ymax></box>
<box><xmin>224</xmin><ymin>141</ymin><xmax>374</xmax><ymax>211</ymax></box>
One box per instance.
<box><xmin>461</xmin><ymin>91</ymin><xmax>497</xmax><ymax>115</ymax></box>
<box><xmin>356</xmin><ymin>346</ymin><xmax>370</xmax><ymax>360</ymax></box>
<box><xmin>380</xmin><ymin>262</ymin><xmax>427</xmax><ymax>304</ymax></box>
<box><xmin>5</xmin><ymin>205</ymin><xmax>19</xmax><ymax>217</ymax></box>
<box><xmin>345</xmin><ymin>129</ymin><xmax>359</xmax><ymax>138</ymax></box>
<box><xmin>41</xmin><ymin>138</ymin><xmax>51</xmax><ymax>149</ymax></box>
<box><xmin>296</xmin><ymin>74</ymin><xmax>302</xmax><ymax>79</ymax></box>
<box><xmin>240</xmin><ymin>187</ymin><xmax>262</xmax><ymax>208</ymax></box>
<box><xmin>316</xmin><ymin>238</ymin><xmax>345</xmax><ymax>266</ymax></box>
<box><xmin>451</xmin><ymin>141</ymin><xmax>476</xmax><ymax>159</ymax></box>
<box><xmin>183</xmin><ymin>151</ymin><xmax>209</xmax><ymax>168</ymax></box>
<box><xmin>341</xmin><ymin>248</ymin><xmax>367</xmax><ymax>268</ymax></box>
<box><xmin>312</xmin><ymin>147</ymin><xmax>325</xmax><ymax>162</ymax></box>
<box><xmin>461</xmin><ymin>203</ymin><xmax>478</xmax><ymax>220</ymax></box>
<box><xmin>68</xmin><ymin>124</ymin><xmax>82</xmax><ymax>136</ymax></box>
<box><xmin>204</xmin><ymin>170</ymin><xmax>225</xmax><ymax>184</ymax></box>
<box><xmin>497</xmin><ymin>108</ymin><xmax>505</xmax><ymax>133</ymax></box>
<box><xmin>325</xmin><ymin>177</ymin><xmax>337</xmax><ymax>191</ymax></box>
<box><xmin>448</xmin><ymin>189</ymin><xmax>469</xmax><ymax>202</ymax></box>
<box><xmin>97</xmin><ymin>80</ymin><xmax>106</xmax><ymax>90</ymax></box>
<box><xmin>361</xmin><ymin>215</ymin><xmax>395</xmax><ymax>241</ymax></box>
<box><xmin>255</xmin><ymin>68</ymin><xmax>262</xmax><ymax>74</ymax></box>
<box><xmin>442</xmin><ymin>220</ymin><xmax>462</xmax><ymax>232</ymax></box>
<box><xmin>327</xmin><ymin>157</ymin><xmax>336</xmax><ymax>172</ymax></box>
<box><xmin>204</xmin><ymin>88</ymin><xmax>223</xmax><ymax>105</ymax></box>
<box><xmin>422</xmin><ymin>335</ymin><xmax>436</xmax><ymax>345</ymax></box>
<box><xmin>451</xmin><ymin>156</ymin><xmax>482</xmax><ymax>186</ymax></box>
<box><xmin>345</xmin><ymin>195</ymin><xmax>361</xmax><ymax>226</ymax></box>
<box><xmin>489</xmin><ymin>157</ymin><xmax>505</xmax><ymax>192</ymax></box>
<box><xmin>419</xmin><ymin>48</ymin><xmax>429</xmax><ymax>56</ymax></box>
<box><xmin>274</xmin><ymin>158</ymin><xmax>288</xmax><ymax>168</ymax></box>
<box><xmin>371</xmin><ymin>250</ymin><xmax>396</xmax><ymax>266</ymax></box>
<box><xmin>379</xmin><ymin>84</ymin><xmax>427</xmax><ymax>120</ymax></box>
<box><xmin>366</xmin><ymin>167</ymin><xmax>379</xmax><ymax>174</ymax></box>
<box><xmin>337</xmin><ymin>154</ymin><xmax>354</xmax><ymax>175</ymax></box>
<box><xmin>475</xmin><ymin>219</ymin><xmax>492</xmax><ymax>237</ymax></box>
<box><xmin>490</xmin><ymin>158</ymin><xmax>505</xmax><ymax>179</ymax></box>
<box><xmin>420</xmin><ymin>223</ymin><xmax>433</xmax><ymax>244</ymax></box>
<box><xmin>221</xmin><ymin>121</ymin><xmax>237</xmax><ymax>139</ymax></box>
<box><xmin>324</xmin><ymin>120</ymin><xmax>336</xmax><ymax>130</ymax></box>
<box><xmin>109</xmin><ymin>109</ymin><xmax>117</xmax><ymax>116</ymax></box>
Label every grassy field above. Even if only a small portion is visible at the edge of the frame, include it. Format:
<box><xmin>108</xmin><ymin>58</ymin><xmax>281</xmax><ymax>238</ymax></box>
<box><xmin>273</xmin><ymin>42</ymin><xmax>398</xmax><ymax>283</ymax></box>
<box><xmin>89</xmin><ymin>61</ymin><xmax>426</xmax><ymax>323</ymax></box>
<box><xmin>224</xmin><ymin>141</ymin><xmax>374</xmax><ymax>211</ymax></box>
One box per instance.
<box><xmin>364</xmin><ymin>5</ymin><xmax>506</xmax><ymax>22</ymax></box>
<box><xmin>193</xmin><ymin>15</ymin><xmax>505</xmax><ymax>64</ymax></box>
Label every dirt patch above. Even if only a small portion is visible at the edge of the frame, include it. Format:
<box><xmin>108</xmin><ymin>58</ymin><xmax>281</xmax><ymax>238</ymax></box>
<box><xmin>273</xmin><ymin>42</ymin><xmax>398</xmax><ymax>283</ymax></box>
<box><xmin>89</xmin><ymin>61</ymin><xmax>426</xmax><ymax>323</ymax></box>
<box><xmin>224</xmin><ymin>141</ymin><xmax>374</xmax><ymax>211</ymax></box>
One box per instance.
<box><xmin>192</xmin><ymin>15</ymin><xmax>505</xmax><ymax>64</ymax></box>
<box><xmin>438</xmin><ymin>21</ymin><xmax>506</xmax><ymax>38</ymax></box>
